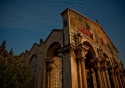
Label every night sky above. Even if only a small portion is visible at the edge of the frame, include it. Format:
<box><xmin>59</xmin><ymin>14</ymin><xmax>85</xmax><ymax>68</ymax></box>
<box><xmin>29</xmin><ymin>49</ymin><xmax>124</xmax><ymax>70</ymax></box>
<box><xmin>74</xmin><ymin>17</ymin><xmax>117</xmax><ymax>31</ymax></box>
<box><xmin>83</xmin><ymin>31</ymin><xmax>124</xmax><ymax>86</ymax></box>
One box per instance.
<box><xmin>0</xmin><ymin>0</ymin><xmax>125</xmax><ymax>66</ymax></box>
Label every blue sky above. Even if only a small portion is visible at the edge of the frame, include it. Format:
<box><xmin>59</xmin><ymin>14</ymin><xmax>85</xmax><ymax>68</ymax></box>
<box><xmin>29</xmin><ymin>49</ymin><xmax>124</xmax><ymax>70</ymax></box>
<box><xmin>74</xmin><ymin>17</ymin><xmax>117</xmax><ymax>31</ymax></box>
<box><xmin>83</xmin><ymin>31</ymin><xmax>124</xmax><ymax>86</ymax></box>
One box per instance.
<box><xmin>0</xmin><ymin>0</ymin><xmax>125</xmax><ymax>65</ymax></box>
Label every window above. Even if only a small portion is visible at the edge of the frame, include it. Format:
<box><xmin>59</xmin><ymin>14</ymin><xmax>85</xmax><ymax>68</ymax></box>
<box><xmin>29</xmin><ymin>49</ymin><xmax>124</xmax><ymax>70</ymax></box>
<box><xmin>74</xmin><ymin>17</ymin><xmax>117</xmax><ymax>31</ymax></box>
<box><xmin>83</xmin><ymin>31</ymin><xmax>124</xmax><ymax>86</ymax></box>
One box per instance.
<box><xmin>30</xmin><ymin>55</ymin><xmax>37</xmax><ymax>72</ymax></box>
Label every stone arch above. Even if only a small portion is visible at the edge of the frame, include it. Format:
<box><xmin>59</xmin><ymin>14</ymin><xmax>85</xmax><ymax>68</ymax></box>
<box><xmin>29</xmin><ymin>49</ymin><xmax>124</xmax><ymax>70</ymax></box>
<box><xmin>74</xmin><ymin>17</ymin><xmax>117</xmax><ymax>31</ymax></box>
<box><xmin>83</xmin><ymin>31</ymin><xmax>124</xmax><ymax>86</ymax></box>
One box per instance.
<box><xmin>82</xmin><ymin>41</ymin><xmax>97</xmax><ymax>88</ymax></box>
<box><xmin>47</xmin><ymin>42</ymin><xmax>61</xmax><ymax>59</ymax></box>
<box><xmin>83</xmin><ymin>41</ymin><xmax>97</xmax><ymax>59</ymax></box>
<box><xmin>29</xmin><ymin>54</ymin><xmax>38</xmax><ymax>65</ymax></box>
<box><xmin>46</xmin><ymin>42</ymin><xmax>62</xmax><ymax>88</ymax></box>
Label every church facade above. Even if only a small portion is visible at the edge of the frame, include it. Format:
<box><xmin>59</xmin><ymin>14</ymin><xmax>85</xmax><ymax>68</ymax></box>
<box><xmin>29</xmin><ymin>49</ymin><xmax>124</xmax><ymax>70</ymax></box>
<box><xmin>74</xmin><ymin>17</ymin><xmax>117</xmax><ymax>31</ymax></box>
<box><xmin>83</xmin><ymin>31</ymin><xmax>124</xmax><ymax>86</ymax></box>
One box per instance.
<box><xmin>20</xmin><ymin>8</ymin><xmax>125</xmax><ymax>88</ymax></box>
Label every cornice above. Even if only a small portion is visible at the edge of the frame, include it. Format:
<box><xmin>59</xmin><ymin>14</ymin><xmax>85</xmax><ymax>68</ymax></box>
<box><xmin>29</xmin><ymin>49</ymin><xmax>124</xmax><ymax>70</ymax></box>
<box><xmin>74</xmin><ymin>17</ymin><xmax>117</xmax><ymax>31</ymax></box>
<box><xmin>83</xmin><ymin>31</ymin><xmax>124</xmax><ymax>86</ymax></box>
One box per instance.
<box><xmin>58</xmin><ymin>44</ymin><xmax>76</xmax><ymax>53</ymax></box>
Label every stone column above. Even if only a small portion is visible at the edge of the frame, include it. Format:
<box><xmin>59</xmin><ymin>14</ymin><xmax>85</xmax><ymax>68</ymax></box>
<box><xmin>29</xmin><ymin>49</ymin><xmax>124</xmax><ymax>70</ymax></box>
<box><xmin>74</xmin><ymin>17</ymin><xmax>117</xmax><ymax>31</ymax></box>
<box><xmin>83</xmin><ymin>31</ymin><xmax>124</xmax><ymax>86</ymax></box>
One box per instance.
<box><xmin>80</xmin><ymin>57</ymin><xmax>87</xmax><ymax>88</ymax></box>
<box><xmin>77</xmin><ymin>44</ymin><xmax>89</xmax><ymax>88</ymax></box>
<box><xmin>91</xmin><ymin>68</ymin><xmax>97</xmax><ymax>88</ymax></box>
<box><xmin>96</xmin><ymin>66</ymin><xmax>102</xmax><ymax>88</ymax></box>
<box><xmin>121</xmin><ymin>72</ymin><xmax>125</xmax><ymax>88</ymax></box>
<box><xmin>116</xmin><ymin>69</ymin><xmax>123</xmax><ymax>88</ymax></box>
<box><xmin>101</xmin><ymin>69</ymin><xmax>107</xmax><ymax>88</ymax></box>
<box><xmin>101</xmin><ymin>59</ymin><xmax>111</xmax><ymax>88</ymax></box>
<box><xmin>104</xmin><ymin>67</ymin><xmax>111</xmax><ymax>88</ymax></box>
<box><xmin>117</xmin><ymin>74</ymin><xmax>123</xmax><ymax>88</ymax></box>
<box><xmin>46</xmin><ymin>66</ymin><xmax>52</xmax><ymax>88</ymax></box>
<box><xmin>109</xmin><ymin>68</ymin><xmax>117</xmax><ymax>88</ymax></box>
<box><xmin>120</xmin><ymin>63</ymin><xmax>125</xmax><ymax>88</ymax></box>
<box><xmin>46</xmin><ymin>70</ymin><xmax>50</xmax><ymax>88</ymax></box>
<box><xmin>114</xmin><ymin>73</ymin><xmax>120</xmax><ymax>88</ymax></box>
<box><xmin>46</xmin><ymin>59</ymin><xmax>54</xmax><ymax>88</ymax></box>
<box><xmin>92</xmin><ymin>59</ymin><xmax>103</xmax><ymax>88</ymax></box>
<box><xmin>113</xmin><ymin>68</ymin><xmax>120</xmax><ymax>88</ymax></box>
<box><xmin>77</xmin><ymin>58</ymin><xmax>83</xmax><ymax>88</ymax></box>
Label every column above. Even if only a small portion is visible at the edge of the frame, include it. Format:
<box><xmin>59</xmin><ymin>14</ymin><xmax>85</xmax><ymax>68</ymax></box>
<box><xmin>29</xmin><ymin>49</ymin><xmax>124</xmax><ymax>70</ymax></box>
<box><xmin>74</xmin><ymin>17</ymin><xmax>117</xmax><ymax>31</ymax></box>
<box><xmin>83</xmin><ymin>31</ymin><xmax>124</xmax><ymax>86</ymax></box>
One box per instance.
<box><xmin>77</xmin><ymin>58</ymin><xmax>83</xmax><ymax>88</ymax></box>
<box><xmin>46</xmin><ymin>66</ymin><xmax>52</xmax><ymax>88</ymax></box>
<box><xmin>47</xmin><ymin>71</ymin><xmax>50</xmax><ymax>88</ymax></box>
<box><xmin>102</xmin><ymin>69</ymin><xmax>107</xmax><ymax>88</ymax></box>
<box><xmin>121</xmin><ymin>72</ymin><xmax>125</xmax><ymax>88</ymax></box>
<box><xmin>46</xmin><ymin>59</ymin><xmax>54</xmax><ymax>88</ymax></box>
<box><xmin>120</xmin><ymin>63</ymin><xmax>125</xmax><ymax>88</ymax></box>
<box><xmin>104</xmin><ymin>67</ymin><xmax>111</xmax><ymax>88</ymax></box>
<box><xmin>96</xmin><ymin>66</ymin><xmax>103</xmax><ymax>88</ymax></box>
<box><xmin>91</xmin><ymin>68</ymin><xmax>97</xmax><ymax>88</ymax></box>
<box><xmin>80</xmin><ymin>57</ymin><xmax>87</xmax><ymax>88</ymax></box>
<box><xmin>91</xmin><ymin>58</ymin><xmax>103</xmax><ymax>88</ymax></box>
<box><xmin>116</xmin><ymin>70</ymin><xmax>123</xmax><ymax>88</ymax></box>
<box><xmin>77</xmin><ymin>43</ymin><xmax>89</xmax><ymax>88</ymax></box>
<box><xmin>109</xmin><ymin>68</ymin><xmax>117</xmax><ymax>88</ymax></box>
<box><xmin>114</xmin><ymin>70</ymin><xmax>120</xmax><ymax>88</ymax></box>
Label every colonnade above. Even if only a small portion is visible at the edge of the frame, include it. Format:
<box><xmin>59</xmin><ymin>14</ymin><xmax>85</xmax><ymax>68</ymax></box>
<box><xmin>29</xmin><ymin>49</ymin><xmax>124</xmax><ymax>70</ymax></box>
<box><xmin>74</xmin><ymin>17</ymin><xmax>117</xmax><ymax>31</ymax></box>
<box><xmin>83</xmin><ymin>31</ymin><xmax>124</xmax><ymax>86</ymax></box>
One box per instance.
<box><xmin>45</xmin><ymin>44</ymin><xmax>125</xmax><ymax>88</ymax></box>
<box><xmin>76</xmin><ymin>44</ymin><xmax>125</xmax><ymax>88</ymax></box>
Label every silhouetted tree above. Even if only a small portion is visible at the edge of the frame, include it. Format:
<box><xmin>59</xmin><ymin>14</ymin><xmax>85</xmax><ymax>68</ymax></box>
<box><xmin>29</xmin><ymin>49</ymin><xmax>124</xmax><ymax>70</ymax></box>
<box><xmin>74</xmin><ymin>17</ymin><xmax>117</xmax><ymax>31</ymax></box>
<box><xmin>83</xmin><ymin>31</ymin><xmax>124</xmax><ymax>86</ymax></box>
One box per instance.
<box><xmin>0</xmin><ymin>41</ymin><xmax>34</xmax><ymax>88</ymax></box>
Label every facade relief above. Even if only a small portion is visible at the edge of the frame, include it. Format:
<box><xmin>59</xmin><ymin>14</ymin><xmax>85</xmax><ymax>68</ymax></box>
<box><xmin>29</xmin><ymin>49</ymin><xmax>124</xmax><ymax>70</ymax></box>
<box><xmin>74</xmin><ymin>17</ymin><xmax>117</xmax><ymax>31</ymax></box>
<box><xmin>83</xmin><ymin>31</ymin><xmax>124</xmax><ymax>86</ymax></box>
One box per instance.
<box><xmin>69</xmin><ymin>10</ymin><xmax>116</xmax><ymax>56</ymax></box>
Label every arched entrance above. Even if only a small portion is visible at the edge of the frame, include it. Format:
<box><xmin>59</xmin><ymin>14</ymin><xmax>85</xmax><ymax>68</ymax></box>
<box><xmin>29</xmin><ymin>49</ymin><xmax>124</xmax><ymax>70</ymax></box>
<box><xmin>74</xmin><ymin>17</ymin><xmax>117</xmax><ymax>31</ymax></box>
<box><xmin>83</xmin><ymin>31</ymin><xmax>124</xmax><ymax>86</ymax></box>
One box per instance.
<box><xmin>83</xmin><ymin>41</ymin><xmax>96</xmax><ymax>88</ymax></box>
<box><xmin>46</xmin><ymin>42</ymin><xmax>62</xmax><ymax>88</ymax></box>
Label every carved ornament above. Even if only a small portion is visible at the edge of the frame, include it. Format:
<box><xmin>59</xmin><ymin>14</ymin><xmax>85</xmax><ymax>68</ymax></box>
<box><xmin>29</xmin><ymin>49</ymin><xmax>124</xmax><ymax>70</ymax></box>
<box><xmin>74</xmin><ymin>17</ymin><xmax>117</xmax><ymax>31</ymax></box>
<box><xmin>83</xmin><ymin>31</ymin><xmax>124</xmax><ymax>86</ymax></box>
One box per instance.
<box><xmin>58</xmin><ymin>44</ymin><xmax>76</xmax><ymax>54</ymax></box>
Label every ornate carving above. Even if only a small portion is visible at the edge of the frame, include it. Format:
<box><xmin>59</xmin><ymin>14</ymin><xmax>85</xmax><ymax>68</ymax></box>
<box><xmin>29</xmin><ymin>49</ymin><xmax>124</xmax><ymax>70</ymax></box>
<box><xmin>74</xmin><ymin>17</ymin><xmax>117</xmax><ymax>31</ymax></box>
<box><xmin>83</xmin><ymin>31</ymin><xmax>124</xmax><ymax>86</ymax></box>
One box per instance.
<box><xmin>46</xmin><ymin>65</ymin><xmax>53</xmax><ymax>72</ymax></box>
<box><xmin>100</xmin><ymin>59</ymin><xmax>109</xmax><ymax>70</ymax></box>
<box><xmin>46</xmin><ymin>59</ymin><xmax>55</xmax><ymax>64</ymax></box>
<box><xmin>91</xmin><ymin>58</ymin><xmax>101</xmax><ymax>71</ymax></box>
<box><xmin>77</xmin><ymin>44</ymin><xmax>89</xmax><ymax>51</ymax></box>
<box><xmin>97</xmin><ymin>48</ymin><xmax>104</xmax><ymax>58</ymax></box>
<box><xmin>46</xmin><ymin>59</ymin><xmax>55</xmax><ymax>72</ymax></box>
<box><xmin>108</xmin><ymin>65</ymin><xmax>115</xmax><ymax>75</ymax></box>
<box><xmin>76</xmin><ymin>44</ymin><xmax>89</xmax><ymax>59</ymax></box>
<box><xmin>58</xmin><ymin>44</ymin><xmax>76</xmax><ymax>54</ymax></box>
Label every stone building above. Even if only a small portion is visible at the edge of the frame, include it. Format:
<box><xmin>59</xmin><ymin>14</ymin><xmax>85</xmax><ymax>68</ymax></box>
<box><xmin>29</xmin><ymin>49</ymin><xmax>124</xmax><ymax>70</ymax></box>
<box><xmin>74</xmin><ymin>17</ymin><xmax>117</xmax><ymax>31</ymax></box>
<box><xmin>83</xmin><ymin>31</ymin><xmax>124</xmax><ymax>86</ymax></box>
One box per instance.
<box><xmin>20</xmin><ymin>8</ymin><xmax>125</xmax><ymax>88</ymax></box>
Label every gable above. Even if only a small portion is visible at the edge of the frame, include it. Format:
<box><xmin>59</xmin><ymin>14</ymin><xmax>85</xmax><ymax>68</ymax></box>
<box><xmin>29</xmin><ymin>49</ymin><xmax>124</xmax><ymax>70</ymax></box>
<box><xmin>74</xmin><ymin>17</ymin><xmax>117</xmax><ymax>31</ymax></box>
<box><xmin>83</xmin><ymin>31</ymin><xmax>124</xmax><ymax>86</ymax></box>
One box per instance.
<box><xmin>44</xmin><ymin>29</ymin><xmax>63</xmax><ymax>53</ymax></box>
<box><xmin>68</xmin><ymin>8</ymin><xmax>118</xmax><ymax>55</ymax></box>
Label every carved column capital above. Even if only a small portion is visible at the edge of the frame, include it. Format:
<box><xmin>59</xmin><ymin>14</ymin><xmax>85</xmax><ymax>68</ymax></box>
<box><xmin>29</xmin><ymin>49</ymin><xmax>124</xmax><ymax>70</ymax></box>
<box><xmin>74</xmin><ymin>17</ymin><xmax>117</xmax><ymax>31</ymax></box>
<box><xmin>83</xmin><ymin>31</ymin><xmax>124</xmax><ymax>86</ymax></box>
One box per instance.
<box><xmin>97</xmin><ymin>48</ymin><xmax>104</xmax><ymax>58</ymax></box>
<box><xmin>76</xmin><ymin>44</ymin><xmax>89</xmax><ymax>59</ymax></box>
<box><xmin>46</xmin><ymin>59</ymin><xmax>55</xmax><ymax>72</ymax></box>
<box><xmin>77</xmin><ymin>57</ymin><xmax>86</xmax><ymax>62</ymax></box>
<box><xmin>47</xmin><ymin>65</ymin><xmax>53</xmax><ymax>72</ymax></box>
<box><xmin>91</xmin><ymin>58</ymin><xmax>101</xmax><ymax>71</ymax></box>
<box><xmin>58</xmin><ymin>44</ymin><xmax>76</xmax><ymax>54</ymax></box>
<box><xmin>77</xmin><ymin>44</ymin><xmax>89</xmax><ymax>51</ymax></box>
<box><xmin>109</xmin><ymin>67</ymin><xmax>114</xmax><ymax>74</ymax></box>
<box><xmin>46</xmin><ymin>59</ymin><xmax>55</xmax><ymax>64</ymax></box>
<box><xmin>100</xmin><ymin>59</ymin><xmax>109</xmax><ymax>70</ymax></box>
<box><xmin>90</xmin><ymin>68</ymin><xmax>95</xmax><ymax>73</ymax></box>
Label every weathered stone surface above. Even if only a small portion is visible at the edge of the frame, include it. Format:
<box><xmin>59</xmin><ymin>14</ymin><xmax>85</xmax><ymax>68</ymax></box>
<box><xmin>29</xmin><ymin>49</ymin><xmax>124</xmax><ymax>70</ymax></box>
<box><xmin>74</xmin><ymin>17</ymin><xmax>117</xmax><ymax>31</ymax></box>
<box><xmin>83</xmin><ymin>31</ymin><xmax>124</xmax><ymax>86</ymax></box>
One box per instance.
<box><xmin>20</xmin><ymin>8</ymin><xmax>125</xmax><ymax>88</ymax></box>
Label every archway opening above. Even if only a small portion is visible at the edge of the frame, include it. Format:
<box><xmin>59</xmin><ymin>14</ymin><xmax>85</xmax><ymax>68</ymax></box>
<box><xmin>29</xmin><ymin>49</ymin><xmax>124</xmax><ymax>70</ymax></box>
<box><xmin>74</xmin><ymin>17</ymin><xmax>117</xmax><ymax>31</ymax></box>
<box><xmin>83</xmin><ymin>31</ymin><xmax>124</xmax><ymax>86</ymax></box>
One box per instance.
<box><xmin>46</xmin><ymin>42</ymin><xmax>62</xmax><ymax>88</ymax></box>
<box><xmin>83</xmin><ymin>41</ymin><xmax>96</xmax><ymax>88</ymax></box>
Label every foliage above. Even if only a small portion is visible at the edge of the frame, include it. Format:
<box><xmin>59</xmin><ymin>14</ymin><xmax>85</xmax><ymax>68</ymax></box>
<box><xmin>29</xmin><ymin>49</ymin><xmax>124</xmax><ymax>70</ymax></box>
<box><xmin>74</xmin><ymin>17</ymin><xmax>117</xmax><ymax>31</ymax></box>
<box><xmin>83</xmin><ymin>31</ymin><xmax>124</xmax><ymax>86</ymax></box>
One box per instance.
<box><xmin>0</xmin><ymin>41</ymin><xmax>34</xmax><ymax>88</ymax></box>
